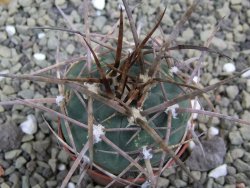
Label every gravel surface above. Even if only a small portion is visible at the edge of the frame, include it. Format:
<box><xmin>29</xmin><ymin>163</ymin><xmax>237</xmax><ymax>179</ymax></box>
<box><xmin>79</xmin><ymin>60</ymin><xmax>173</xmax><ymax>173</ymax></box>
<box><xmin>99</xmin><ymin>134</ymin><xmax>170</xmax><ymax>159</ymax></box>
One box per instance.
<box><xmin>0</xmin><ymin>0</ymin><xmax>250</xmax><ymax>187</ymax></box>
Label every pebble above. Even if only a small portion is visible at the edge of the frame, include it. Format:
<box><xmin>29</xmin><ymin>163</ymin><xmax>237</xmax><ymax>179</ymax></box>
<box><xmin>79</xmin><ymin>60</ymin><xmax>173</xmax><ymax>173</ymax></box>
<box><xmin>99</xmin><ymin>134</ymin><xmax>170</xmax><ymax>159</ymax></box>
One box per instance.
<box><xmin>173</xmin><ymin>179</ymin><xmax>187</xmax><ymax>188</ymax></box>
<box><xmin>241</xmin><ymin>70</ymin><xmax>250</xmax><ymax>78</ymax></box>
<box><xmin>229</xmin><ymin>131</ymin><xmax>244</xmax><ymax>145</ymax></box>
<box><xmin>20</xmin><ymin>114</ymin><xmax>37</xmax><ymax>135</ymax></box>
<box><xmin>2</xmin><ymin>85</ymin><xmax>15</xmax><ymax>95</ymax></box>
<box><xmin>38</xmin><ymin>32</ymin><xmax>45</xmax><ymax>39</ymax></box>
<box><xmin>55</xmin><ymin>0</ymin><xmax>65</xmax><ymax>6</ymax></box>
<box><xmin>0</xmin><ymin>119</ymin><xmax>23</xmax><ymax>151</ymax></box>
<box><xmin>0</xmin><ymin>45</ymin><xmax>11</xmax><ymax>58</ymax></box>
<box><xmin>233</xmin><ymin>159</ymin><xmax>250</xmax><ymax>172</ymax></box>
<box><xmin>5</xmin><ymin>25</ymin><xmax>16</xmax><ymax>36</ymax></box>
<box><xmin>223</xmin><ymin>63</ymin><xmax>236</xmax><ymax>73</ymax></box>
<box><xmin>58</xmin><ymin>150</ymin><xmax>69</xmax><ymax>164</ymax></box>
<box><xmin>230</xmin><ymin>148</ymin><xmax>245</xmax><ymax>159</ymax></box>
<box><xmin>22</xmin><ymin>176</ymin><xmax>29</xmax><ymax>188</ymax></box>
<box><xmin>208</xmin><ymin>127</ymin><xmax>219</xmax><ymax>139</ymax></box>
<box><xmin>18</xmin><ymin>0</ymin><xmax>33</xmax><ymax>7</ymax></box>
<box><xmin>212</xmin><ymin>37</ymin><xmax>227</xmax><ymax>50</ymax></box>
<box><xmin>92</xmin><ymin>0</ymin><xmax>105</xmax><ymax>10</ymax></box>
<box><xmin>48</xmin><ymin>159</ymin><xmax>57</xmax><ymax>173</ymax></box>
<box><xmin>18</xmin><ymin>89</ymin><xmax>35</xmax><ymax>99</ymax></box>
<box><xmin>93</xmin><ymin>16</ymin><xmax>107</xmax><ymax>30</ymax></box>
<box><xmin>32</xmin><ymin>139</ymin><xmax>50</xmax><ymax>153</ymax></box>
<box><xmin>67</xmin><ymin>182</ymin><xmax>75</xmax><ymax>188</ymax></box>
<box><xmin>208</xmin><ymin>164</ymin><xmax>227</xmax><ymax>179</ymax></box>
<box><xmin>66</xmin><ymin>44</ymin><xmax>75</xmax><ymax>54</ymax></box>
<box><xmin>182</xmin><ymin>27</ymin><xmax>194</xmax><ymax>41</ymax></box>
<box><xmin>4</xmin><ymin>149</ymin><xmax>22</xmax><ymax>160</ymax></box>
<box><xmin>33</xmin><ymin>53</ymin><xmax>46</xmax><ymax>61</ymax></box>
<box><xmin>226</xmin><ymin>85</ymin><xmax>239</xmax><ymax>100</ymax></box>
<box><xmin>230</xmin><ymin>0</ymin><xmax>242</xmax><ymax>5</ymax></box>
<box><xmin>15</xmin><ymin>156</ymin><xmax>27</xmax><ymax>169</ymax></box>
<box><xmin>242</xmin><ymin>91</ymin><xmax>250</xmax><ymax>108</ymax></box>
<box><xmin>243</xmin><ymin>152</ymin><xmax>250</xmax><ymax>162</ymax></box>
<box><xmin>0</xmin><ymin>183</ymin><xmax>10</xmax><ymax>188</ymax></box>
<box><xmin>239</xmin><ymin>127</ymin><xmax>250</xmax><ymax>141</ymax></box>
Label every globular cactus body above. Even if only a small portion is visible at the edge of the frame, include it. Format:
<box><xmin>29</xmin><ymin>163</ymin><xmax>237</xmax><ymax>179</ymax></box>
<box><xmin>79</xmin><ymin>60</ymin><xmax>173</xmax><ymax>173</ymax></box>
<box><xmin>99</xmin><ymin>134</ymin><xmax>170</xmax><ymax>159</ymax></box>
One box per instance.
<box><xmin>61</xmin><ymin>51</ymin><xmax>190</xmax><ymax>175</ymax></box>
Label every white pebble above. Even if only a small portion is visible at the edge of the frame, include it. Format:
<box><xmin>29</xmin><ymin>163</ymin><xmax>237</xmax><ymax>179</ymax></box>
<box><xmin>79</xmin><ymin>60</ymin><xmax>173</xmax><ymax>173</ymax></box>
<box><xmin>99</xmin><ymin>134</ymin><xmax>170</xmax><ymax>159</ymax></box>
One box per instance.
<box><xmin>20</xmin><ymin>114</ymin><xmax>37</xmax><ymax>135</ymax></box>
<box><xmin>5</xmin><ymin>25</ymin><xmax>16</xmax><ymax>36</ymax></box>
<box><xmin>208</xmin><ymin>164</ymin><xmax>227</xmax><ymax>179</ymax></box>
<box><xmin>38</xmin><ymin>32</ymin><xmax>46</xmax><ymax>39</ymax></box>
<box><xmin>188</xmin><ymin>140</ymin><xmax>196</xmax><ymax>151</ymax></box>
<box><xmin>67</xmin><ymin>182</ymin><xmax>75</xmax><ymax>188</ymax></box>
<box><xmin>208</xmin><ymin>126</ymin><xmax>219</xmax><ymax>139</ymax></box>
<box><xmin>193</xmin><ymin>76</ymin><xmax>199</xmax><ymax>83</ymax></box>
<box><xmin>241</xmin><ymin>70</ymin><xmax>250</xmax><ymax>78</ymax></box>
<box><xmin>0</xmin><ymin>70</ymin><xmax>9</xmax><ymax>81</ymax></box>
<box><xmin>58</xmin><ymin>163</ymin><xmax>66</xmax><ymax>171</ymax></box>
<box><xmin>223</xmin><ymin>63</ymin><xmax>236</xmax><ymax>73</ymax></box>
<box><xmin>33</xmin><ymin>53</ymin><xmax>46</xmax><ymax>61</ymax></box>
<box><xmin>92</xmin><ymin>0</ymin><xmax>105</xmax><ymax>10</ymax></box>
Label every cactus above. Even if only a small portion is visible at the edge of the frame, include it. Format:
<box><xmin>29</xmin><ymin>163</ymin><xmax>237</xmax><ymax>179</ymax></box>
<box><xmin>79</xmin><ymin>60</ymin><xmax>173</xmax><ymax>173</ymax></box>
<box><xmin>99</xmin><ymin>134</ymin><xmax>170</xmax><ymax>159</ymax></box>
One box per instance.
<box><xmin>1</xmin><ymin>0</ymin><xmax>250</xmax><ymax>187</ymax></box>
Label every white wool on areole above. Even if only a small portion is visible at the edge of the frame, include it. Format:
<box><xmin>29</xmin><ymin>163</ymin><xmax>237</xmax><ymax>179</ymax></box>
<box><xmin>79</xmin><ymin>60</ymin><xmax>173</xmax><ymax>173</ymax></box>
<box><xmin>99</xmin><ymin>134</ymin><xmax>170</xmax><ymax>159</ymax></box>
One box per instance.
<box><xmin>165</xmin><ymin>104</ymin><xmax>179</xmax><ymax>119</ymax></box>
<box><xmin>142</xmin><ymin>146</ymin><xmax>153</xmax><ymax>160</ymax></box>
<box><xmin>93</xmin><ymin>124</ymin><xmax>105</xmax><ymax>143</ymax></box>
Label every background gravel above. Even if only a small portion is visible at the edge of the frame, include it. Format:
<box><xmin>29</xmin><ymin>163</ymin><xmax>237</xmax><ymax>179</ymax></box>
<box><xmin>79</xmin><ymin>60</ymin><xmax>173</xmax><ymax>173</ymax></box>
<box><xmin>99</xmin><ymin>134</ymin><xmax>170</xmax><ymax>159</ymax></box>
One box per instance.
<box><xmin>0</xmin><ymin>0</ymin><xmax>250</xmax><ymax>187</ymax></box>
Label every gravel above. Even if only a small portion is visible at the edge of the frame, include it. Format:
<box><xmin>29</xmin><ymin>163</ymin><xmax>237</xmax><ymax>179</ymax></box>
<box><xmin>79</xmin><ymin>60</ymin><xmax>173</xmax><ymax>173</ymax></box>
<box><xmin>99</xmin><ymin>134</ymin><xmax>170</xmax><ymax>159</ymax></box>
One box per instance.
<box><xmin>1</xmin><ymin>0</ymin><xmax>250</xmax><ymax>187</ymax></box>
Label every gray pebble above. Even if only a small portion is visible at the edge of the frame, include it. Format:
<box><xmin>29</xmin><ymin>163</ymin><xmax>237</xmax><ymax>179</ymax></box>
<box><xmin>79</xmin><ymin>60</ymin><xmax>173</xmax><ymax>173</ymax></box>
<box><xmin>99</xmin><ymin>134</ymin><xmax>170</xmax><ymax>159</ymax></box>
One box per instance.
<box><xmin>32</xmin><ymin>138</ymin><xmax>50</xmax><ymax>153</ymax></box>
<box><xmin>191</xmin><ymin>171</ymin><xmax>201</xmax><ymax>181</ymax></box>
<box><xmin>206</xmin><ymin>178</ymin><xmax>214</xmax><ymax>188</ymax></box>
<box><xmin>242</xmin><ymin>90</ymin><xmax>250</xmax><ymax>108</ymax></box>
<box><xmin>242</xmin><ymin>152</ymin><xmax>250</xmax><ymax>162</ymax></box>
<box><xmin>157</xmin><ymin>177</ymin><xmax>170</xmax><ymax>187</ymax></box>
<box><xmin>2</xmin><ymin>85</ymin><xmax>15</xmax><ymax>95</ymax></box>
<box><xmin>0</xmin><ymin>45</ymin><xmax>11</xmax><ymax>58</ymax></box>
<box><xmin>10</xmin><ymin>63</ymin><xmax>22</xmax><ymax>73</ymax></box>
<box><xmin>46</xmin><ymin>180</ymin><xmax>57</xmax><ymax>187</ymax></box>
<box><xmin>47</xmin><ymin>36</ymin><xmax>58</xmax><ymax>50</ymax></box>
<box><xmin>225</xmin><ymin>175</ymin><xmax>236</xmax><ymax>184</ymax></box>
<box><xmin>241</xmin><ymin>110</ymin><xmax>250</xmax><ymax>122</ymax></box>
<box><xmin>15</xmin><ymin>156</ymin><xmax>27</xmax><ymax>169</ymax></box>
<box><xmin>93</xmin><ymin>16</ymin><xmax>107</xmax><ymax>31</ymax></box>
<box><xmin>58</xmin><ymin>150</ymin><xmax>69</xmax><ymax>164</ymax></box>
<box><xmin>18</xmin><ymin>89</ymin><xmax>35</xmax><ymax>99</ymax></box>
<box><xmin>226</xmin><ymin>85</ymin><xmax>239</xmax><ymax>99</ymax></box>
<box><xmin>214</xmin><ymin>176</ymin><xmax>225</xmax><ymax>185</ymax></box>
<box><xmin>4</xmin><ymin>166</ymin><xmax>15</xmax><ymax>176</ymax></box>
<box><xmin>9</xmin><ymin>173</ymin><xmax>20</xmax><ymax>188</ymax></box>
<box><xmin>227</xmin><ymin>166</ymin><xmax>236</xmax><ymax>175</ymax></box>
<box><xmin>233</xmin><ymin>159</ymin><xmax>250</xmax><ymax>172</ymax></box>
<box><xmin>228</xmin><ymin>131</ymin><xmax>243</xmax><ymax>145</ymax></box>
<box><xmin>4</xmin><ymin>149</ymin><xmax>22</xmax><ymax>160</ymax></box>
<box><xmin>239</xmin><ymin>127</ymin><xmax>250</xmax><ymax>141</ymax></box>
<box><xmin>235</xmin><ymin>173</ymin><xmax>250</xmax><ymax>185</ymax></box>
<box><xmin>186</xmin><ymin>136</ymin><xmax>226</xmax><ymax>171</ymax></box>
<box><xmin>18</xmin><ymin>0</ymin><xmax>33</xmax><ymax>7</ymax></box>
<box><xmin>33</xmin><ymin>172</ymin><xmax>45</xmax><ymax>184</ymax></box>
<box><xmin>26</xmin><ymin>161</ymin><xmax>36</xmax><ymax>172</ymax></box>
<box><xmin>21</xmin><ymin>142</ymin><xmax>33</xmax><ymax>155</ymax></box>
<box><xmin>182</xmin><ymin>27</ymin><xmax>194</xmax><ymax>41</ymax></box>
<box><xmin>173</xmin><ymin>179</ymin><xmax>187</xmax><ymax>188</ymax></box>
<box><xmin>230</xmin><ymin>0</ymin><xmax>242</xmax><ymax>5</ymax></box>
<box><xmin>0</xmin><ymin>119</ymin><xmax>23</xmax><ymax>151</ymax></box>
<box><xmin>212</xmin><ymin>37</ymin><xmax>227</xmax><ymax>50</ymax></box>
<box><xmin>21</xmin><ymin>176</ymin><xmax>29</xmax><ymax>188</ymax></box>
<box><xmin>21</xmin><ymin>135</ymin><xmax>34</xmax><ymax>142</ymax></box>
<box><xmin>66</xmin><ymin>44</ymin><xmax>75</xmax><ymax>54</ymax></box>
<box><xmin>48</xmin><ymin>159</ymin><xmax>57</xmax><ymax>173</ymax></box>
<box><xmin>162</xmin><ymin>167</ymin><xmax>176</xmax><ymax>177</ymax></box>
<box><xmin>0</xmin><ymin>183</ymin><xmax>10</xmax><ymax>188</ymax></box>
<box><xmin>55</xmin><ymin>0</ymin><xmax>65</xmax><ymax>6</ymax></box>
<box><xmin>230</xmin><ymin>148</ymin><xmax>245</xmax><ymax>159</ymax></box>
